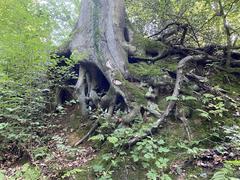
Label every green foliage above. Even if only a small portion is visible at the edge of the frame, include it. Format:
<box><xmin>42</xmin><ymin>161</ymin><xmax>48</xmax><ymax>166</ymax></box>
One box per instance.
<box><xmin>222</xmin><ymin>125</ymin><xmax>240</xmax><ymax>148</ymax></box>
<box><xmin>62</xmin><ymin>168</ymin><xmax>84</xmax><ymax>179</ymax></box>
<box><xmin>126</xmin><ymin>0</ymin><xmax>240</xmax><ymax>47</ymax></box>
<box><xmin>196</xmin><ymin>93</ymin><xmax>228</xmax><ymax>120</ymax></box>
<box><xmin>176</xmin><ymin>141</ymin><xmax>204</xmax><ymax>158</ymax></box>
<box><xmin>0</xmin><ymin>171</ymin><xmax>5</xmax><ymax>180</ymax></box>
<box><xmin>0</xmin><ymin>0</ymin><xmax>52</xmax><ymax>76</ymax></box>
<box><xmin>1</xmin><ymin>0</ymin><xmax>240</xmax><ymax>179</ymax></box>
<box><xmin>166</xmin><ymin>96</ymin><xmax>179</xmax><ymax>101</ymax></box>
<box><xmin>39</xmin><ymin>0</ymin><xmax>80</xmax><ymax>45</ymax></box>
<box><xmin>181</xmin><ymin>95</ymin><xmax>198</xmax><ymax>101</ymax></box>
<box><xmin>89</xmin><ymin>134</ymin><xmax>105</xmax><ymax>142</ymax></box>
<box><xmin>211</xmin><ymin>160</ymin><xmax>240</xmax><ymax>180</ymax></box>
<box><xmin>107</xmin><ymin>136</ymin><xmax>119</xmax><ymax>146</ymax></box>
<box><xmin>32</xmin><ymin>146</ymin><xmax>49</xmax><ymax>160</ymax></box>
<box><xmin>0</xmin><ymin>0</ymin><xmax>53</xmax><ymax>147</ymax></box>
<box><xmin>12</xmin><ymin>163</ymin><xmax>42</xmax><ymax>180</ymax></box>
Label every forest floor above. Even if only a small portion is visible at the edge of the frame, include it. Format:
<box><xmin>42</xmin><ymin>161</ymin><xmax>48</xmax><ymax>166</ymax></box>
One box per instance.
<box><xmin>0</xmin><ymin>106</ymin><xmax>96</xmax><ymax>179</ymax></box>
<box><xmin>1</xmin><ymin>68</ymin><xmax>240</xmax><ymax>179</ymax></box>
<box><xmin>1</xmin><ymin>104</ymin><xmax>239</xmax><ymax>179</ymax></box>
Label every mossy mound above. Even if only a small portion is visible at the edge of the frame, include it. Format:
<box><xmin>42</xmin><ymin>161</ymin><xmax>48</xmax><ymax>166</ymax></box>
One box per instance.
<box><xmin>128</xmin><ymin>59</ymin><xmax>177</xmax><ymax>79</ymax></box>
<box><xmin>123</xmin><ymin>81</ymin><xmax>148</xmax><ymax>105</ymax></box>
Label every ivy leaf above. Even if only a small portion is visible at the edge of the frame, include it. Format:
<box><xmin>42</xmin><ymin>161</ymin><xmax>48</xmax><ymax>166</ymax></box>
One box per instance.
<box><xmin>144</xmin><ymin>153</ymin><xmax>152</xmax><ymax>159</ymax></box>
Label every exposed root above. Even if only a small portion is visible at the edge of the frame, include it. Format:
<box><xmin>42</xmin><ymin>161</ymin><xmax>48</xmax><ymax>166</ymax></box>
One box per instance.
<box><xmin>125</xmin><ymin>55</ymin><xmax>204</xmax><ymax>148</ymax></box>
<box><xmin>128</xmin><ymin>43</ymin><xmax>240</xmax><ymax>66</ymax></box>
<box><xmin>75</xmin><ymin>120</ymin><xmax>100</xmax><ymax>146</ymax></box>
<box><xmin>180</xmin><ymin>117</ymin><xmax>192</xmax><ymax>141</ymax></box>
<box><xmin>175</xmin><ymin>106</ymin><xmax>192</xmax><ymax>141</ymax></box>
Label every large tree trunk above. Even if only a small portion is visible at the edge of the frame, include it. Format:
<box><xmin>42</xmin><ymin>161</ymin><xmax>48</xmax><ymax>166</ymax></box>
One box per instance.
<box><xmin>59</xmin><ymin>0</ymin><xmax>134</xmax><ymax>117</ymax></box>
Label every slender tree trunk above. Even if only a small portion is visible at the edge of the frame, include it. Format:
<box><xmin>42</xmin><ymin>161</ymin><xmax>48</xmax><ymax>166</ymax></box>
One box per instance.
<box><xmin>218</xmin><ymin>0</ymin><xmax>232</xmax><ymax>67</ymax></box>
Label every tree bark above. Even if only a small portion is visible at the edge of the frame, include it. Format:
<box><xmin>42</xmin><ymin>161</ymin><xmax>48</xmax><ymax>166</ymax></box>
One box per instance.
<box><xmin>59</xmin><ymin>0</ymin><xmax>134</xmax><ymax>117</ymax></box>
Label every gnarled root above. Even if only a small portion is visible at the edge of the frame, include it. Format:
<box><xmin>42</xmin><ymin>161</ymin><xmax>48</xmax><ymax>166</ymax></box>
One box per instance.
<box><xmin>125</xmin><ymin>55</ymin><xmax>204</xmax><ymax>148</ymax></box>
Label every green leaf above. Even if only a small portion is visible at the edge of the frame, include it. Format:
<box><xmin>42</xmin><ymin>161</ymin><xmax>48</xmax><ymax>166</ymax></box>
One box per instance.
<box><xmin>166</xmin><ymin>96</ymin><xmax>178</xmax><ymax>101</ymax></box>
<box><xmin>93</xmin><ymin>164</ymin><xmax>104</xmax><ymax>173</ymax></box>
<box><xmin>226</xmin><ymin>160</ymin><xmax>240</xmax><ymax>166</ymax></box>
<box><xmin>196</xmin><ymin>109</ymin><xmax>211</xmax><ymax>119</ymax></box>
<box><xmin>102</xmin><ymin>153</ymin><xmax>112</xmax><ymax>161</ymax></box>
<box><xmin>0</xmin><ymin>171</ymin><xmax>5</xmax><ymax>180</ymax></box>
<box><xmin>161</xmin><ymin>174</ymin><xmax>172</xmax><ymax>180</ymax></box>
<box><xmin>62</xmin><ymin>168</ymin><xmax>83</xmax><ymax>178</ymax></box>
<box><xmin>132</xmin><ymin>154</ymin><xmax>139</xmax><ymax>162</ymax></box>
<box><xmin>182</xmin><ymin>95</ymin><xmax>197</xmax><ymax>101</ymax></box>
<box><xmin>146</xmin><ymin>169</ymin><xmax>158</xmax><ymax>180</ymax></box>
<box><xmin>158</xmin><ymin>147</ymin><xmax>170</xmax><ymax>153</ymax></box>
<box><xmin>155</xmin><ymin>158</ymin><xmax>169</xmax><ymax>168</ymax></box>
<box><xmin>0</xmin><ymin>123</ymin><xmax>8</xmax><ymax>130</ymax></box>
<box><xmin>107</xmin><ymin>137</ymin><xmax>119</xmax><ymax>144</ymax></box>
<box><xmin>157</xmin><ymin>139</ymin><xmax>165</xmax><ymax>145</ymax></box>
<box><xmin>89</xmin><ymin>134</ymin><xmax>105</xmax><ymax>142</ymax></box>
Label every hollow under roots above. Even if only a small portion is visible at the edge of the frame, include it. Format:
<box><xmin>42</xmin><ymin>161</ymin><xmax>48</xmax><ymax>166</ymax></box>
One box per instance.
<box><xmin>57</xmin><ymin>61</ymin><xmax>128</xmax><ymax>118</ymax></box>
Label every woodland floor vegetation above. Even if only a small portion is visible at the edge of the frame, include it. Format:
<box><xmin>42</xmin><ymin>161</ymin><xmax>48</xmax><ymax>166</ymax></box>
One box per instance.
<box><xmin>1</xmin><ymin>0</ymin><xmax>240</xmax><ymax>179</ymax></box>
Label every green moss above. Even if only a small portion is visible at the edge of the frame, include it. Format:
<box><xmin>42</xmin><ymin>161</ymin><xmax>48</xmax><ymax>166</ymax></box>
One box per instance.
<box><xmin>128</xmin><ymin>59</ymin><xmax>177</xmax><ymax>79</ymax></box>
<box><xmin>157</xmin><ymin>96</ymin><xmax>169</xmax><ymax>111</ymax></box>
<box><xmin>128</xmin><ymin>63</ymin><xmax>164</xmax><ymax>77</ymax></box>
<box><xmin>115</xmin><ymin>72</ymin><xmax>125</xmax><ymax>82</ymax></box>
<box><xmin>209</xmin><ymin>72</ymin><xmax>240</xmax><ymax>96</ymax></box>
<box><xmin>132</xmin><ymin>34</ymin><xmax>166</xmax><ymax>55</ymax></box>
<box><xmin>123</xmin><ymin>81</ymin><xmax>147</xmax><ymax>105</ymax></box>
